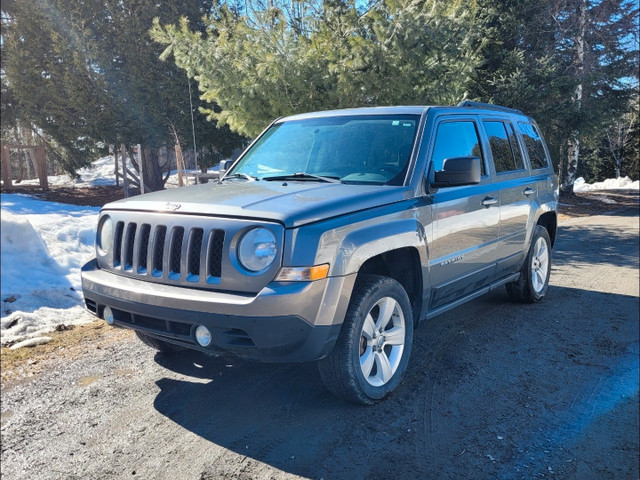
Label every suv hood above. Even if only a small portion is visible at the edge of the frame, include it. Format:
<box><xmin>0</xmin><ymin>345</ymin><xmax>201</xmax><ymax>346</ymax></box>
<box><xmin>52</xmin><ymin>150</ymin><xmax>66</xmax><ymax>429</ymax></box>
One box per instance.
<box><xmin>102</xmin><ymin>181</ymin><xmax>415</xmax><ymax>228</ymax></box>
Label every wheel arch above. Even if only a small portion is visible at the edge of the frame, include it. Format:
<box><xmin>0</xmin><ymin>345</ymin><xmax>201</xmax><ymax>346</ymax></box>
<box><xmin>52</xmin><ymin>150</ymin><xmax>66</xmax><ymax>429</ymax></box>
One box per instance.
<box><xmin>356</xmin><ymin>247</ymin><xmax>424</xmax><ymax>327</ymax></box>
<box><xmin>536</xmin><ymin>211</ymin><xmax>557</xmax><ymax>247</ymax></box>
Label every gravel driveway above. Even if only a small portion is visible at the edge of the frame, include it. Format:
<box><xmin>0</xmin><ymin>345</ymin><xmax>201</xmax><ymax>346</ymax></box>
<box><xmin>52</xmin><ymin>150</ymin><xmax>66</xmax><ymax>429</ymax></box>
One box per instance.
<box><xmin>2</xmin><ymin>209</ymin><xmax>638</xmax><ymax>480</ymax></box>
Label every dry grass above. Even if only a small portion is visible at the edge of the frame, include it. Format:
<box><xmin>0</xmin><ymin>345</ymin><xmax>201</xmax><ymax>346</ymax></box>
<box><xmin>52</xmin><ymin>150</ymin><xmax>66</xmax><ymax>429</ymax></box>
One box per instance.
<box><xmin>1</xmin><ymin>321</ymin><xmax>133</xmax><ymax>385</ymax></box>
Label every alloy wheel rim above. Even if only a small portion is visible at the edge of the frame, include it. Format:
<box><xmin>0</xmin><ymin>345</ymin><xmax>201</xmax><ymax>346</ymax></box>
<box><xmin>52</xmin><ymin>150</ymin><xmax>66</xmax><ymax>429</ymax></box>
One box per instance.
<box><xmin>359</xmin><ymin>297</ymin><xmax>406</xmax><ymax>387</ymax></box>
<box><xmin>531</xmin><ymin>237</ymin><xmax>549</xmax><ymax>293</ymax></box>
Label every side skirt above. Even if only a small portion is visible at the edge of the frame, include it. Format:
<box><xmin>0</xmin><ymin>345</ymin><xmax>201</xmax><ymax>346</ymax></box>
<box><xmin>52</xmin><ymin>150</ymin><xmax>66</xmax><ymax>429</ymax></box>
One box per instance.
<box><xmin>424</xmin><ymin>272</ymin><xmax>520</xmax><ymax>321</ymax></box>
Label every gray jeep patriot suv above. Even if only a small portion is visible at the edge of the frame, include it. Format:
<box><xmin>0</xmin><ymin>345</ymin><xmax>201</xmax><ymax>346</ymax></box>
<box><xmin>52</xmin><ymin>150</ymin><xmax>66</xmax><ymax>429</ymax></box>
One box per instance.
<box><xmin>82</xmin><ymin>102</ymin><xmax>558</xmax><ymax>404</ymax></box>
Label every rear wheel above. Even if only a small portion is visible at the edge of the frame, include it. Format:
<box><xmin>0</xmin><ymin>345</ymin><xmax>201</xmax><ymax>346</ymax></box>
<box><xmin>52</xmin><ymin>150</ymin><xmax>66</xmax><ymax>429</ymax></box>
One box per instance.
<box><xmin>506</xmin><ymin>225</ymin><xmax>552</xmax><ymax>303</ymax></box>
<box><xmin>135</xmin><ymin>331</ymin><xmax>184</xmax><ymax>353</ymax></box>
<box><xmin>318</xmin><ymin>275</ymin><xmax>413</xmax><ymax>405</ymax></box>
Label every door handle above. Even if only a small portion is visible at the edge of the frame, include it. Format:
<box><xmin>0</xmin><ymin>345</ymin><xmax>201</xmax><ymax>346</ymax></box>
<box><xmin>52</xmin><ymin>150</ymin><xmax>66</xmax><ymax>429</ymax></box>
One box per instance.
<box><xmin>524</xmin><ymin>188</ymin><xmax>536</xmax><ymax>196</ymax></box>
<box><xmin>482</xmin><ymin>196</ymin><xmax>498</xmax><ymax>207</ymax></box>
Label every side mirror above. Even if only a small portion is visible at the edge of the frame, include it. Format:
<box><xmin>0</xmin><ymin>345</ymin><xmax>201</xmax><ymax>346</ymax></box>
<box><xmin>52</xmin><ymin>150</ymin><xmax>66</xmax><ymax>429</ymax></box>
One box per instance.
<box><xmin>430</xmin><ymin>156</ymin><xmax>481</xmax><ymax>188</ymax></box>
<box><xmin>218</xmin><ymin>159</ymin><xmax>233</xmax><ymax>177</ymax></box>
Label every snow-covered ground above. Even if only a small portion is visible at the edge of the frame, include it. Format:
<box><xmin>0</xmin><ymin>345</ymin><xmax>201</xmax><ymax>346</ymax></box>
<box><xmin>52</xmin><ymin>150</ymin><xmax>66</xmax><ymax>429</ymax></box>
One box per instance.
<box><xmin>573</xmin><ymin>176</ymin><xmax>639</xmax><ymax>192</ymax></box>
<box><xmin>1</xmin><ymin>195</ymin><xmax>99</xmax><ymax>347</ymax></box>
<box><xmin>1</xmin><ymin>156</ymin><xmax>638</xmax><ymax>348</ymax></box>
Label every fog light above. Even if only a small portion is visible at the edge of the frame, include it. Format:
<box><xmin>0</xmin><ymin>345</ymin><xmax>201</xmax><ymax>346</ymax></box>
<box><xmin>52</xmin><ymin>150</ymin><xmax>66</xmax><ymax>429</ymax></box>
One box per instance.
<box><xmin>195</xmin><ymin>325</ymin><xmax>212</xmax><ymax>347</ymax></box>
<box><xmin>103</xmin><ymin>306</ymin><xmax>114</xmax><ymax>325</ymax></box>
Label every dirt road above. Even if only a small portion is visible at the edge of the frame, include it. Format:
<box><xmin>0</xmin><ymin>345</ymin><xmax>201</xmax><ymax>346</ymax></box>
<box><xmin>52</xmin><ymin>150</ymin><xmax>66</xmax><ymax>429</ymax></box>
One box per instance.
<box><xmin>2</xmin><ymin>208</ymin><xmax>638</xmax><ymax>480</ymax></box>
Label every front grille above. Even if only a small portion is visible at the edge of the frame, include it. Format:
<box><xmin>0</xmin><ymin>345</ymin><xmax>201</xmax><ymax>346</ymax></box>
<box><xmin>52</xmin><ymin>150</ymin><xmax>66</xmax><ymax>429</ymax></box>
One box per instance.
<box><xmin>111</xmin><ymin>220</ymin><xmax>225</xmax><ymax>285</ymax></box>
<box><xmin>98</xmin><ymin>211</ymin><xmax>283</xmax><ymax>293</ymax></box>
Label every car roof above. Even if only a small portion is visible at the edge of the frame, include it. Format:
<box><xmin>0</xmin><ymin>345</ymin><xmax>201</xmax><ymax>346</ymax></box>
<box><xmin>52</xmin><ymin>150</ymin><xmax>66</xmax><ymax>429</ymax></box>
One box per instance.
<box><xmin>277</xmin><ymin>105</ymin><xmax>533</xmax><ymax>123</ymax></box>
<box><xmin>278</xmin><ymin>106</ymin><xmax>430</xmax><ymax>122</ymax></box>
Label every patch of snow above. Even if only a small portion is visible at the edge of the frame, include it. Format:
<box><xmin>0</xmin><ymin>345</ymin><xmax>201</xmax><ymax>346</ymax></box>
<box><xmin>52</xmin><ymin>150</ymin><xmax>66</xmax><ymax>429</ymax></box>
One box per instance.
<box><xmin>20</xmin><ymin>155</ymin><xmax>119</xmax><ymax>187</ymax></box>
<box><xmin>1</xmin><ymin>194</ymin><xmax>99</xmax><ymax>346</ymax></box>
<box><xmin>19</xmin><ymin>154</ymin><xmax>223</xmax><ymax>190</ymax></box>
<box><xmin>573</xmin><ymin>176</ymin><xmax>640</xmax><ymax>192</ymax></box>
<box><xmin>9</xmin><ymin>336</ymin><xmax>53</xmax><ymax>350</ymax></box>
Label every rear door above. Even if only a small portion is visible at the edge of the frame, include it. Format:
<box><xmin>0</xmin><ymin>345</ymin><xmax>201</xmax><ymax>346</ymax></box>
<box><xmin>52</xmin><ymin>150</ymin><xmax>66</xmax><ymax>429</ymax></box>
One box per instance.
<box><xmin>481</xmin><ymin>117</ymin><xmax>535</xmax><ymax>276</ymax></box>
<box><xmin>425</xmin><ymin>116</ymin><xmax>500</xmax><ymax>310</ymax></box>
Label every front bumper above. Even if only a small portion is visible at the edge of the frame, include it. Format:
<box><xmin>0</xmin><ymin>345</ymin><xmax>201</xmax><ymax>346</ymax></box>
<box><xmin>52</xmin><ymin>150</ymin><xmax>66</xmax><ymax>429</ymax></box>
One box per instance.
<box><xmin>81</xmin><ymin>259</ymin><xmax>354</xmax><ymax>362</ymax></box>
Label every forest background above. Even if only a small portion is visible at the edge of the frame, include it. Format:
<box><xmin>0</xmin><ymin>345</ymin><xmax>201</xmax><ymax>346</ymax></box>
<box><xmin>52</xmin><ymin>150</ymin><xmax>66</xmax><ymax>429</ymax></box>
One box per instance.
<box><xmin>1</xmin><ymin>0</ymin><xmax>638</xmax><ymax>193</ymax></box>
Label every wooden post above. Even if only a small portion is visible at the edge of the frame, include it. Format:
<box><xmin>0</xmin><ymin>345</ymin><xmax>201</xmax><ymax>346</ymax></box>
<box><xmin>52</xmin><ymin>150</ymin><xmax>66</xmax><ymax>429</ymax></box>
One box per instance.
<box><xmin>137</xmin><ymin>144</ymin><xmax>145</xmax><ymax>194</ymax></box>
<box><xmin>175</xmin><ymin>142</ymin><xmax>184</xmax><ymax>187</ymax></box>
<box><xmin>120</xmin><ymin>143</ymin><xmax>129</xmax><ymax>197</ymax></box>
<box><xmin>112</xmin><ymin>145</ymin><xmax>120</xmax><ymax>187</ymax></box>
<box><xmin>35</xmin><ymin>146</ymin><xmax>48</xmax><ymax>190</ymax></box>
<box><xmin>1</xmin><ymin>143</ymin><xmax>12</xmax><ymax>190</ymax></box>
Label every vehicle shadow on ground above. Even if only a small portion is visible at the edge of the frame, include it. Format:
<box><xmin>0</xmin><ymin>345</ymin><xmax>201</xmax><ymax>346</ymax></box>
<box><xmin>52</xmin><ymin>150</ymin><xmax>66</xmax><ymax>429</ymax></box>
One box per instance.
<box><xmin>554</xmin><ymin>223</ymin><xmax>639</xmax><ymax>268</ymax></box>
<box><xmin>152</xmin><ymin>284</ymin><xmax>639</xmax><ymax>479</ymax></box>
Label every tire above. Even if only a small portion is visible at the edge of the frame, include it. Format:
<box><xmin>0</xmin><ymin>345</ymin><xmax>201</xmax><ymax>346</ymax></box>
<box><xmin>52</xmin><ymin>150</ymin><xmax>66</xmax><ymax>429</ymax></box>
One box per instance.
<box><xmin>135</xmin><ymin>331</ymin><xmax>185</xmax><ymax>353</ymax></box>
<box><xmin>506</xmin><ymin>225</ymin><xmax>552</xmax><ymax>303</ymax></box>
<box><xmin>318</xmin><ymin>275</ymin><xmax>414</xmax><ymax>405</ymax></box>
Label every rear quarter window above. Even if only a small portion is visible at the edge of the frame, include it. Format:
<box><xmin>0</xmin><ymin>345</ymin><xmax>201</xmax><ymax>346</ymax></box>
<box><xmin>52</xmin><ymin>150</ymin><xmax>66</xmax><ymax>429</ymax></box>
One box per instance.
<box><xmin>518</xmin><ymin>122</ymin><xmax>549</xmax><ymax>170</ymax></box>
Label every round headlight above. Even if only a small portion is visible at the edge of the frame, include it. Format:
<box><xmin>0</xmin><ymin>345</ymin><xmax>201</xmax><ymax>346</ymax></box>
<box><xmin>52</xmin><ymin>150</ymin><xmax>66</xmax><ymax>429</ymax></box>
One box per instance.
<box><xmin>237</xmin><ymin>227</ymin><xmax>277</xmax><ymax>272</ymax></box>
<box><xmin>97</xmin><ymin>216</ymin><xmax>113</xmax><ymax>255</ymax></box>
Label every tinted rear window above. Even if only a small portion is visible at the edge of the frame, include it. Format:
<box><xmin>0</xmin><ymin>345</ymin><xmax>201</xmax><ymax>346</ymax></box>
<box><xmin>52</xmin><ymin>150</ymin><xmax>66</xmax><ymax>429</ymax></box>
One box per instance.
<box><xmin>484</xmin><ymin>121</ymin><xmax>525</xmax><ymax>173</ymax></box>
<box><xmin>518</xmin><ymin>122</ymin><xmax>549</xmax><ymax>170</ymax></box>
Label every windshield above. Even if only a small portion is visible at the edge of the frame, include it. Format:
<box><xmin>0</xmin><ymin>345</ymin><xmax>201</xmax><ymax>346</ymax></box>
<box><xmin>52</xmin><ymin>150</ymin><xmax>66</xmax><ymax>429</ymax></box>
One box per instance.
<box><xmin>228</xmin><ymin>114</ymin><xmax>420</xmax><ymax>185</ymax></box>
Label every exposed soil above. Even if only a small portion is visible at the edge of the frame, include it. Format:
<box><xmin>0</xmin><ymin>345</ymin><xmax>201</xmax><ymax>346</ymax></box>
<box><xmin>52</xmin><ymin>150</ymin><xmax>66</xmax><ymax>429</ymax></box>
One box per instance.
<box><xmin>557</xmin><ymin>189</ymin><xmax>639</xmax><ymax>220</ymax></box>
<box><xmin>1</xmin><ymin>185</ymin><xmax>130</xmax><ymax>207</ymax></box>
<box><xmin>1</xmin><ymin>322</ymin><xmax>133</xmax><ymax>385</ymax></box>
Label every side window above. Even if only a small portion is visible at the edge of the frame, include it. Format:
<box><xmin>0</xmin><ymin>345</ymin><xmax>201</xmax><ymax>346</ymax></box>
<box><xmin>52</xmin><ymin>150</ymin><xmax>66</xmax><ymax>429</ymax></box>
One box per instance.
<box><xmin>431</xmin><ymin>121</ymin><xmax>485</xmax><ymax>175</ymax></box>
<box><xmin>505</xmin><ymin>123</ymin><xmax>524</xmax><ymax>170</ymax></box>
<box><xmin>484</xmin><ymin>121</ymin><xmax>525</xmax><ymax>173</ymax></box>
<box><xmin>518</xmin><ymin>122</ymin><xmax>549</xmax><ymax>170</ymax></box>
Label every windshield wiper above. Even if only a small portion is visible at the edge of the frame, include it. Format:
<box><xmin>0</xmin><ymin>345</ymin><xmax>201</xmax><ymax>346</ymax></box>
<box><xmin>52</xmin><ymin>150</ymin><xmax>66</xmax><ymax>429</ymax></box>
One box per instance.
<box><xmin>220</xmin><ymin>172</ymin><xmax>257</xmax><ymax>183</ymax></box>
<box><xmin>262</xmin><ymin>172</ymin><xmax>341</xmax><ymax>183</ymax></box>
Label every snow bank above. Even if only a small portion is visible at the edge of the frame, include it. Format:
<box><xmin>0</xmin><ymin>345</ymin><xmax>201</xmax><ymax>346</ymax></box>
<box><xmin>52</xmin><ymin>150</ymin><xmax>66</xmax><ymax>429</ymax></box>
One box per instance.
<box><xmin>573</xmin><ymin>176</ymin><xmax>640</xmax><ymax>192</ymax></box>
<box><xmin>1</xmin><ymin>194</ymin><xmax>99</xmax><ymax>346</ymax></box>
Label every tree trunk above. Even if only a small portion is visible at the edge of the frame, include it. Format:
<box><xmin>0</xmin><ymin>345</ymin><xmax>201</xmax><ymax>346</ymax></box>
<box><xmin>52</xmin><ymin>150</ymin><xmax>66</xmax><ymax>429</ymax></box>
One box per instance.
<box><xmin>562</xmin><ymin>0</ymin><xmax>586</xmax><ymax>194</ymax></box>
<box><xmin>562</xmin><ymin>136</ymin><xmax>580</xmax><ymax>194</ymax></box>
<box><xmin>113</xmin><ymin>146</ymin><xmax>120</xmax><ymax>188</ymax></box>
<box><xmin>140</xmin><ymin>146</ymin><xmax>165</xmax><ymax>192</ymax></box>
<box><xmin>121</xmin><ymin>143</ymin><xmax>129</xmax><ymax>197</ymax></box>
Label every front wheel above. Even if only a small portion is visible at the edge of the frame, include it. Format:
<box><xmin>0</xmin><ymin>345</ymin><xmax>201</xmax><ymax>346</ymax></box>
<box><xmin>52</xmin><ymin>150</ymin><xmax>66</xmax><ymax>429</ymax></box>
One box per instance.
<box><xmin>506</xmin><ymin>225</ymin><xmax>552</xmax><ymax>303</ymax></box>
<box><xmin>318</xmin><ymin>275</ymin><xmax>413</xmax><ymax>405</ymax></box>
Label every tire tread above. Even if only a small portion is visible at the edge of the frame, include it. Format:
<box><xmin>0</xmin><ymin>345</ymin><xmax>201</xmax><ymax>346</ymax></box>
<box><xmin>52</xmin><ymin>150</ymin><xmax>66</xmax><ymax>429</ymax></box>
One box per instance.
<box><xmin>318</xmin><ymin>274</ymin><xmax>412</xmax><ymax>405</ymax></box>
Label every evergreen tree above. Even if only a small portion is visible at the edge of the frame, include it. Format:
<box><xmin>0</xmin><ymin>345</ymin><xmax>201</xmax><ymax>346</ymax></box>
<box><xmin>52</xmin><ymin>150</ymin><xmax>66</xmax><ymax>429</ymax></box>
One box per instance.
<box><xmin>467</xmin><ymin>0</ymin><xmax>638</xmax><ymax>192</ymax></box>
<box><xmin>2</xmin><ymin>0</ymin><xmax>245</xmax><ymax>188</ymax></box>
<box><xmin>151</xmin><ymin>0</ymin><xmax>481</xmax><ymax>138</ymax></box>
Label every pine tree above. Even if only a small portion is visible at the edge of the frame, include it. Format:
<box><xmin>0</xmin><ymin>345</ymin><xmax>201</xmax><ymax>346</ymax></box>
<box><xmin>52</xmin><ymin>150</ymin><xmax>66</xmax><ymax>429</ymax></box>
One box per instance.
<box><xmin>467</xmin><ymin>0</ymin><xmax>639</xmax><ymax>192</ymax></box>
<box><xmin>2</xmin><ymin>0</ymin><xmax>245</xmax><ymax>188</ymax></box>
<box><xmin>151</xmin><ymin>0</ymin><xmax>481</xmax><ymax>138</ymax></box>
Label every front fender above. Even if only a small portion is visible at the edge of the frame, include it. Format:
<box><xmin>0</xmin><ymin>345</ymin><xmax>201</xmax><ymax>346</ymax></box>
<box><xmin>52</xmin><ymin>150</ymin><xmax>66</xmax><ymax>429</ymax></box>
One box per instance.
<box><xmin>330</xmin><ymin>219</ymin><xmax>427</xmax><ymax>276</ymax></box>
<box><xmin>283</xmin><ymin>200</ymin><xmax>429</xmax><ymax>276</ymax></box>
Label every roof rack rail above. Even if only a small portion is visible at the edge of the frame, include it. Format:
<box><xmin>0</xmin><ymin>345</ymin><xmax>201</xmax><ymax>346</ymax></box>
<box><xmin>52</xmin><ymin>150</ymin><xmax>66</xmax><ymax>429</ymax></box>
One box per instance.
<box><xmin>457</xmin><ymin>101</ymin><xmax>523</xmax><ymax>115</ymax></box>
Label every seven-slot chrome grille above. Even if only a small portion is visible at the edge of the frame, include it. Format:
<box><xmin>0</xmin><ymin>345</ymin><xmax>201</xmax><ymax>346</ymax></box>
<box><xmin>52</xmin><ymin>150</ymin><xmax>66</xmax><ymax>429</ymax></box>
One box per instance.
<box><xmin>111</xmin><ymin>220</ymin><xmax>225</xmax><ymax>284</ymax></box>
<box><xmin>96</xmin><ymin>210</ymin><xmax>284</xmax><ymax>293</ymax></box>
